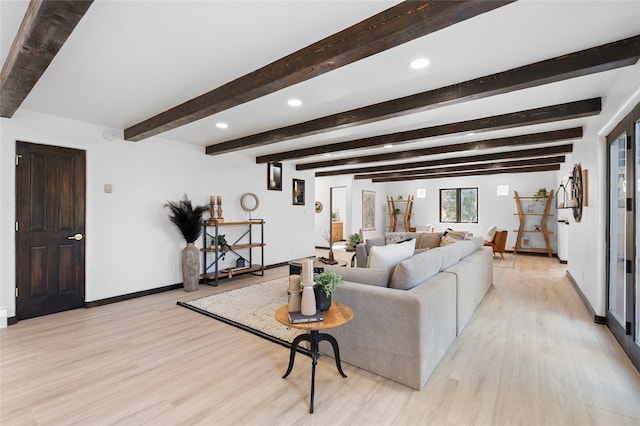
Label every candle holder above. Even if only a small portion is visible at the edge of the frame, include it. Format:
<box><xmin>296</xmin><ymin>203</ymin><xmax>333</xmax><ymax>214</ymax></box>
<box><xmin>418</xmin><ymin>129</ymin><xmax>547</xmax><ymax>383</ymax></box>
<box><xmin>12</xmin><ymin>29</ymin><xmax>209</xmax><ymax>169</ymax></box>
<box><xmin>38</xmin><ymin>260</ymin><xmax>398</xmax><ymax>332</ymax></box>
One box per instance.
<box><xmin>288</xmin><ymin>276</ymin><xmax>302</xmax><ymax>313</ymax></box>
<box><xmin>209</xmin><ymin>199</ymin><xmax>217</xmax><ymax>222</ymax></box>
<box><xmin>216</xmin><ymin>197</ymin><xmax>224</xmax><ymax>222</ymax></box>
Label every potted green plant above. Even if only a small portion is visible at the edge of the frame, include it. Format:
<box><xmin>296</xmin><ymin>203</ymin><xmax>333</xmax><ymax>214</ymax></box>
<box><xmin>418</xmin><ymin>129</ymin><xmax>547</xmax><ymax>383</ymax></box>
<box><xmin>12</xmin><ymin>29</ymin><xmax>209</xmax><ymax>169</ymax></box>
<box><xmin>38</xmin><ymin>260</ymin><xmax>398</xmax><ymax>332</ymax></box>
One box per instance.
<box><xmin>313</xmin><ymin>270</ymin><xmax>343</xmax><ymax>311</ymax></box>
<box><xmin>345</xmin><ymin>233</ymin><xmax>363</xmax><ymax>252</ymax></box>
<box><xmin>392</xmin><ymin>207</ymin><xmax>401</xmax><ymax>227</ymax></box>
<box><xmin>212</xmin><ymin>234</ymin><xmax>230</xmax><ymax>260</ymax></box>
<box><xmin>533</xmin><ymin>187</ymin><xmax>549</xmax><ymax>204</ymax></box>
<box><xmin>165</xmin><ymin>195</ymin><xmax>208</xmax><ymax>292</ymax></box>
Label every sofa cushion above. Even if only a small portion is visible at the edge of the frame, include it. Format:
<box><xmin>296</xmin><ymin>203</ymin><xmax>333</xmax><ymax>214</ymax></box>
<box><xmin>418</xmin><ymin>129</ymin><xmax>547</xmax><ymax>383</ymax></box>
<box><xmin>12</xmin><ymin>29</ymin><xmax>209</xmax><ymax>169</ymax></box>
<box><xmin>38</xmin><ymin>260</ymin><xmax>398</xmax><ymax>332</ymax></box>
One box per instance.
<box><xmin>367</xmin><ymin>239</ymin><xmax>416</xmax><ymax>275</ymax></box>
<box><xmin>365</xmin><ymin>236</ymin><xmax>386</xmax><ymax>253</ymax></box>
<box><xmin>457</xmin><ymin>240</ymin><xmax>477</xmax><ymax>258</ymax></box>
<box><xmin>434</xmin><ymin>243</ymin><xmax>463</xmax><ymax>270</ymax></box>
<box><xmin>325</xmin><ymin>265</ymin><xmax>389</xmax><ymax>288</ymax></box>
<box><xmin>417</xmin><ymin>232</ymin><xmax>443</xmax><ymax>249</ymax></box>
<box><xmin>389</xmin><ymin>249</ymin><xmax>443</xmax><ymax>290</ymax></box>
<box><xmin>471</xmin><ymin>236</ymin><xmax>484</xmax><ymax>250</ymax></box>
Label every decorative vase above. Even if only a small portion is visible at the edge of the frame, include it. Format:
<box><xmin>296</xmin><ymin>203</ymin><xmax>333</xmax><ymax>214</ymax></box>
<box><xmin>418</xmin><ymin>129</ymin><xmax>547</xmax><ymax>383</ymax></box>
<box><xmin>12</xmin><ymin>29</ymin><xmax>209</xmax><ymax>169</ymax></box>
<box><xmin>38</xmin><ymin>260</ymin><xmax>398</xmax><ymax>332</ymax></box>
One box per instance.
<box><xmin>182</xmin><ymin>242</ymin><xmax>200</xmax><ymax>292</ymax></box>
<box><xmin>288</xmin><ymin>274</ymin><xmax>302</xmax><ymax>312</ymax></box>
<box><xmin>314</xmin><ymin>287</ymin><xmax>331</xmax><ymax>312</ymax></box>
<box><xmin>300</xmin><ymin>259</ymin><xmax>316</xmax><ymax>315</ymax></box>
<box><xmin>288</xmin><ymin>290</ymin><xmax>302</xmax><ymax>312</ymax></box>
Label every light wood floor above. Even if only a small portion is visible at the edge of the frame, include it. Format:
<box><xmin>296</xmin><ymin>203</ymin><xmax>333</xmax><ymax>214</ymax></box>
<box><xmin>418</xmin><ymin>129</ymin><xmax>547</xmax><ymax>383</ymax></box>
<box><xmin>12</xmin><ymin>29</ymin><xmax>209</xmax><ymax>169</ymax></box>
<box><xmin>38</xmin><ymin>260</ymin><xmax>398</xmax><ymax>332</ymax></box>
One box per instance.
<box><xmin>2</xmin><ymin>253</ymin><xmax>640</xmax><ymax>425</ymax></box>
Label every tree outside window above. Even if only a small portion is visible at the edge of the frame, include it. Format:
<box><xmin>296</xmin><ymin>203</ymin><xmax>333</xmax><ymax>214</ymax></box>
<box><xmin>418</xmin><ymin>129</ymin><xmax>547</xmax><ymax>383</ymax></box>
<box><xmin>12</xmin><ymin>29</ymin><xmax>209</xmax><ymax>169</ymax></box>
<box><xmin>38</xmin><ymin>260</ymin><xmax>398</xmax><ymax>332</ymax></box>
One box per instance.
<box><xmin>440</xmin><ymin>187</ymin><xmax>478</xmax><ymax>223</ymax></box>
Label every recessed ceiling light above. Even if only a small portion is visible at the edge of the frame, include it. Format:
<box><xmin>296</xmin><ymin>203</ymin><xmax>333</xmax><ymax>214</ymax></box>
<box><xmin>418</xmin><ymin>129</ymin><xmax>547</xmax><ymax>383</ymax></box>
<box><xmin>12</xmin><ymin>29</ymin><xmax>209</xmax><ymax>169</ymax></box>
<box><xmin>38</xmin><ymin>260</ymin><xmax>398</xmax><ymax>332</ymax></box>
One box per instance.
<box><xmin>287</xmin><ymin>99</ymin><xmax>302</xmax><ymax>107</ymax></box>
<box><xmin>216</xmin><ymin>122</ymin><xmax>229</xmax><ymax>129</ymax></box>
<box><xmin>324</xmin><ymin>153</ymin><xmax>331</xmax><ymax>157</ymax></box>
<box><xmin>467</xmin><ymin>132</ymin><xmax>475</xmax><ymax>136</ymax></box>
<box><xmin>384</xmin><ymin>144</ymin><xmax>393</xmax><ymax>149</ymax></box>
<box><xmin>410</xmin><ymin>58</ymin><xmax>430</xmax><ymax>70</ymax></box>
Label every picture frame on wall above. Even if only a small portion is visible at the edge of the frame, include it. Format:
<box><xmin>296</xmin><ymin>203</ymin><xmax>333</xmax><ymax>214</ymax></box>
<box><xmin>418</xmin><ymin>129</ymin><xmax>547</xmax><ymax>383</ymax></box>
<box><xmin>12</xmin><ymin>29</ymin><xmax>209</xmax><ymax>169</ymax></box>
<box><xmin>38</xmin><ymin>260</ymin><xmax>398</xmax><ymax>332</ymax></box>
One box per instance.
<box><xmin>362</xmin><ymin>190</ymin><xmax>376</xmax><ymax>231</ymax></box>
<box><xmin>292</xmin><ymin>179</ymin><xmax>305</xmax><ymax>205</ymax></box>
<box><xmin>267</xmin><ymin>162</ymin><xmax>282</xmax><ymax>191</ymax></box>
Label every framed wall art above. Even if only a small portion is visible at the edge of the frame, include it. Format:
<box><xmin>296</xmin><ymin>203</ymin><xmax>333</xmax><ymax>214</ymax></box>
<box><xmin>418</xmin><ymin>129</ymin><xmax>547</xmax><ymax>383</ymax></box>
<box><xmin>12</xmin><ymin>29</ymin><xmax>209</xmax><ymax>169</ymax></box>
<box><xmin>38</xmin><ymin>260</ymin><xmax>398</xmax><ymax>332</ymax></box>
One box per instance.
<box><xmin>267</xmin><ymin>162</ymin><xmax>282</xmax><ymax>191</ymax></box>
<box><xmin>292</xmin><ymin>179</ymin><xmax>305</xmax><ymax>205</ymax></box>
<box><xmin>362</xmin><ymin>190</ymin><xmax>376</xmax><ymax>231</ymax></box>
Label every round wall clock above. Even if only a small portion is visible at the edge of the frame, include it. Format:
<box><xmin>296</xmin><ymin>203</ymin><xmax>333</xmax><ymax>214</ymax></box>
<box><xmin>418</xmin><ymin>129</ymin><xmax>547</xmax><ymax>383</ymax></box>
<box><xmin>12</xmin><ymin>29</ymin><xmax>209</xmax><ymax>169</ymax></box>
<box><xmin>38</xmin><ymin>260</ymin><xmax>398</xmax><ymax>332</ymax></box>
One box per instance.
<box><xmin>571</xmin><ymin>163</ymin><xmax>583</xmax><ymax>222</ymax></box>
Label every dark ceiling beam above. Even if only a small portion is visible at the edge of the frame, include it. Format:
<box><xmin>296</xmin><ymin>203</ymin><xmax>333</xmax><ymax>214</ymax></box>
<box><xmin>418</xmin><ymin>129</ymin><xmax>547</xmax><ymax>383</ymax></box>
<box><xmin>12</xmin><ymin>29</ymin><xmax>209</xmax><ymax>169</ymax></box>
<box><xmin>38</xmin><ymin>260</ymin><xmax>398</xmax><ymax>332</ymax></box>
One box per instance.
<box><xmin>292</xmin><ymin>97</ymin><xmax>598</xmax><ymax>169</ymax></box>
<box><xmin>372</xmin><ymin>164</ymin><xmax>560</xmax><ymax>182</ymax></box>
<box><xmin>315</xmin><ymin>143</ymin><xmax>573</xmax><ymax>177</ymax></box>
<box><xmin>219</xmin><ymin>35</ymin><xmax>640</xmax><ymax>156</ymax></box>
<box><xmin>126</xmin><ymin>1</ymin><xmax>513</xmax><ymax>142</ymax></box>
<box><xmin>292</xmin><ymin>127</ymin><xmax>581</xmax><ymax>170</ymax></box>
<box><xmin>355</xmin><ymin>155</ymin><xmax>565</xmax><ymax>180</ymax></box>
<box><xmin>0</xmin><ymin>0</ymin><xmax>94</xmax><ymax>118</ymax></box>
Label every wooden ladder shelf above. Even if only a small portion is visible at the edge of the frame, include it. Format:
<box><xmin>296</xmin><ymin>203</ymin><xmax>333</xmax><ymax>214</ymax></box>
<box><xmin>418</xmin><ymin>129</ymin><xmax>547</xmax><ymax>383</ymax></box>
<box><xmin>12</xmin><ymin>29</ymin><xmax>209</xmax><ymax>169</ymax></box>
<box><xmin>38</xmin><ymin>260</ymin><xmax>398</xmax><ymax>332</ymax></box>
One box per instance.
<box><xmin>513</xmin><ymin>190</ymin><xmax>554</xmax><ymax>257</ymax></box>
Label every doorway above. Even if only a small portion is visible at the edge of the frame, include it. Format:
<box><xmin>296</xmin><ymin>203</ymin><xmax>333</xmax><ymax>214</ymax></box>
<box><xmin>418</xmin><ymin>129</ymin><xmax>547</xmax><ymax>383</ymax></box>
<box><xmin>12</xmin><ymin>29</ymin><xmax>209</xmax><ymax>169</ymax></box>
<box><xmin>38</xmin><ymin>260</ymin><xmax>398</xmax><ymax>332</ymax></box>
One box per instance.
<box><xmin>15</xmin><ymin>142</ymin><xmax>86</xmax><ymax>320</ymax></box>
<box><xmin>606</xmin><ymin>103</ymin><xmax>640</xmax><ymax>370</ymax></box>
<box><xmin>330</xmin><ymin>186</ymin><xmax>347</xmax><ymax>242</ymax></box>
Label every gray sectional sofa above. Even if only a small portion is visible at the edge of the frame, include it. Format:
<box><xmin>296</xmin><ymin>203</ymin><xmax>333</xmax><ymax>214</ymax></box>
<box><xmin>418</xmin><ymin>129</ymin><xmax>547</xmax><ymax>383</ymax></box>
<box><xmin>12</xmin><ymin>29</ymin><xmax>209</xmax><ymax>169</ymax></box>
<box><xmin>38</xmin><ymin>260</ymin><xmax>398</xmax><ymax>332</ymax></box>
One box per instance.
<box><xmin>323</xmin><ymin>232</ymin><xmax>493</xmax><ymax>390</ymax></box>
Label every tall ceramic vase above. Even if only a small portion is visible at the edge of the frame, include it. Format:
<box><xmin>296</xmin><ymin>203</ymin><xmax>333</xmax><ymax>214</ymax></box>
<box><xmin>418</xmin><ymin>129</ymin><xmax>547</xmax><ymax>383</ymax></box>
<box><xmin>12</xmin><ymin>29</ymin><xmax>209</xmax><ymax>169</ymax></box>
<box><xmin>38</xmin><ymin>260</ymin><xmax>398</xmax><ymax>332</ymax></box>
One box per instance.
<box><xmin>182</xmin><ymin>242</ymin><xmax>200</xmax><ymax>292</ymax></box>
<box><xmin>300</xmin><ymin>259</ymin><xmax>317</xmax><ymax>315</ymax></box>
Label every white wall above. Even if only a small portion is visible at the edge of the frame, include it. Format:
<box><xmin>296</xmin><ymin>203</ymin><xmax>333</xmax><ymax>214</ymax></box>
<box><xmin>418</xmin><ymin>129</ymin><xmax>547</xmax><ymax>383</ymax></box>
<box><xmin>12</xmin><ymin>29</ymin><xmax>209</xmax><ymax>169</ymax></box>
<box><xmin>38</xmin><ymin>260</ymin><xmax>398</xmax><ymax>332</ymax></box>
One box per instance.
<box><xmin>314</xmin><ymin>175</ymin><xmax>386</xmax><ymax>247</ymax></box>
<box><xmin>561</xmin><ymin>62</ymin><xmax>640</xmax><ymax>317</ymax></box>
<box><xmin>1</xmin><ymin>110</ymin><xmax>315</xmax><ymax>317</ymax></box>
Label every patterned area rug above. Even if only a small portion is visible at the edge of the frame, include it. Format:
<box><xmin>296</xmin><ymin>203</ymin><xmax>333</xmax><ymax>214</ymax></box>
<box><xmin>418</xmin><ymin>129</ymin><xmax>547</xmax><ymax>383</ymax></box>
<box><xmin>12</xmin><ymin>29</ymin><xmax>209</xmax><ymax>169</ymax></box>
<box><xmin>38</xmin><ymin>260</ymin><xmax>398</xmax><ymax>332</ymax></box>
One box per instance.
<box><xmin>178</xmin><ymin>277</ymin><xmax>311</xmax><ymax>353</ymax></box>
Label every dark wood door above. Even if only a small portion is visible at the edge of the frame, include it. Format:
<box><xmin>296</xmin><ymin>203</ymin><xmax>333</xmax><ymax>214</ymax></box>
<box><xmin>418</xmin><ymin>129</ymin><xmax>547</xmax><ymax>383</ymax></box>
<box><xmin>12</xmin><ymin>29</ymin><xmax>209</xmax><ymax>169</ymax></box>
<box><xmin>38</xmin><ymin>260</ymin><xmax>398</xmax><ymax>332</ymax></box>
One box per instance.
<box><xmin>15</xmin><ymin>142</ymin><xmax>86</xmax><ymax>320</ymax></box>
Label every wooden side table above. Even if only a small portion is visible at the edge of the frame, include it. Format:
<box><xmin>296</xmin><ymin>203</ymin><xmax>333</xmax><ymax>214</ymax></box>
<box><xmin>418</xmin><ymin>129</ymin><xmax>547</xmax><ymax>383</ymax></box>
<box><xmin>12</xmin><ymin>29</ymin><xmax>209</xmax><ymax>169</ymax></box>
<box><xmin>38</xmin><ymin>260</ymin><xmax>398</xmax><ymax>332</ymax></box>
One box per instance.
<box><xmin>275</xmin><ymin>302</ymin><xmax>354</xmax><ymax>414</ymax></box>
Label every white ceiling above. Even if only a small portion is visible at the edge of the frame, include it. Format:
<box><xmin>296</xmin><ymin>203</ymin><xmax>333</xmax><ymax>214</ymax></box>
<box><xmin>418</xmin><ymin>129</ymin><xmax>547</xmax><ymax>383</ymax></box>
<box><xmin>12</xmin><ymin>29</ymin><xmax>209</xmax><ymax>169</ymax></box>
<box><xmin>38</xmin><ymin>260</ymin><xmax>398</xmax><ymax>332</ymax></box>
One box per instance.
<box><xmin>2</xmin><ymin>0</ymin><xmax>639</xmax><ymax>167</ymax></box>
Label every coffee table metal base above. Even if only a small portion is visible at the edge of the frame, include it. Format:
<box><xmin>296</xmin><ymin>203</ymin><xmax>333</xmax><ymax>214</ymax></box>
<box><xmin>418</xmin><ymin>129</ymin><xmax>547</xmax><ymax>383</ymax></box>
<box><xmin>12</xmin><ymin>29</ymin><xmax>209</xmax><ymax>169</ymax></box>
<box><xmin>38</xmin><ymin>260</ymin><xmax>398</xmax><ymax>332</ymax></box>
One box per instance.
<box><xmin>282</xmin><ymin>330</ymin><xmax>347</xmax><ymax>414</ymax></box>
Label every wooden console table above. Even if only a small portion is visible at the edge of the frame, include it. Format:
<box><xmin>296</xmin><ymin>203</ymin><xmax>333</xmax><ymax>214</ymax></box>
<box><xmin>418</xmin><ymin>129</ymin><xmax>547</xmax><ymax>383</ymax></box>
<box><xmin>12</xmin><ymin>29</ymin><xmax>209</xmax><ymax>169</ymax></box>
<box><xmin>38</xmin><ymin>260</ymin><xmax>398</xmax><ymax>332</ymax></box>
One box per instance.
<box><xmin>331</xmin><ymin>221</ymin><xmax>343</xmax><ymax>241</ymax></box>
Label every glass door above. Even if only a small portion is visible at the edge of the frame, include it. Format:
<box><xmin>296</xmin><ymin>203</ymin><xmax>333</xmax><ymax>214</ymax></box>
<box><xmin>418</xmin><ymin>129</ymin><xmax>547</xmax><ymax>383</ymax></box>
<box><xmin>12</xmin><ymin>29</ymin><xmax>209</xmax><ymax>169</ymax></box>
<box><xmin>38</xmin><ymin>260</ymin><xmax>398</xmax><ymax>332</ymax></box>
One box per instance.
<box><xmin>634</xmin><ymin>119</ymin><xmax>640</xmax><ymax>367</ymax></box>
<box><xmin>608</xmin><ymin>133</ymin><xmax>630</xmax><ymax>335</ymax></box>
<box><xmin>607</xmin><ymin>104</ymin><xmax>640</xmax><ymax>371</ymax></box>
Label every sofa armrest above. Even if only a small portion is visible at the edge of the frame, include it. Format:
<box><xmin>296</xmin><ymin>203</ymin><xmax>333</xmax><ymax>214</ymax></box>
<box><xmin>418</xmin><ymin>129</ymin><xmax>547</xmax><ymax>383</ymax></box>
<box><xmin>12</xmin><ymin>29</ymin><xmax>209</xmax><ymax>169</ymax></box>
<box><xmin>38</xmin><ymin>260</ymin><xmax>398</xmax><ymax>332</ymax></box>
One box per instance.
<box><xmin>326</xmin><ymin>274</ymin><xmax>457</xmax><ymax>390</ymax></box>
<box><xmin>355</xmin><ymin>236</ymin><xmax>385</xmax><ymax>267</ymax></box>
<box><xmin>355</xmin><ymin>243</ymin><xmax>369</xmax><ymax>268</ymax></box>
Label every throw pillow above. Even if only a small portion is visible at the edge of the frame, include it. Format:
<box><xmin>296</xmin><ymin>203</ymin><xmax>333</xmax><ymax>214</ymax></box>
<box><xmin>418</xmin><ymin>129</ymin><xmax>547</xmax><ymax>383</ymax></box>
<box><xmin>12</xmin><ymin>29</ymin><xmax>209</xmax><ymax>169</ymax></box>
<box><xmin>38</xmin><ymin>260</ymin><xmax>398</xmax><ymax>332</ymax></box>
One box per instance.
<box><xmin>367</xmin><ymin>239</ymin><xmax>416</xmax><ymax>276</ymax></box>
<box><xmin>384</xmin><ymin>232</ymin><xmax>411</xmax><ymax>244</ymax></box>
<box><xmin>483</xmin><ymin>225</ymin><xmax>497</xmax><ymax>242</ymax></box>
<box><xmin>390</xmin><ymin>249</ymin><xmax>442</xmax><ymax>290</ymax></box>
<box><xmin>417</xmin><ymin>233</ymin><xmax>443</xmax><ymax>249</ymax></box>
<box><xmin>440</xmin><ymin>235</ymin><xmax>457</xmax><ymax>247</ymax></box>
<box><xmin>446</xmin><ymin>230</ymin><xmax>470</xmax><ymax>240</ymax></box>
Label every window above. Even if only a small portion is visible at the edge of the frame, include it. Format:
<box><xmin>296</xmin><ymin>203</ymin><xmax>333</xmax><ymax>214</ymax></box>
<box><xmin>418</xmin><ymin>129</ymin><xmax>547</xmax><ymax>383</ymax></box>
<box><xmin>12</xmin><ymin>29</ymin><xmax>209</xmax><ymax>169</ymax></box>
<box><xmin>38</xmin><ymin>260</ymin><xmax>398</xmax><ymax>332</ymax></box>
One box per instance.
<box><xmin>440</xmin><ymin>187</ymin><xmax>478</xmax><ymax>223</ymax></box>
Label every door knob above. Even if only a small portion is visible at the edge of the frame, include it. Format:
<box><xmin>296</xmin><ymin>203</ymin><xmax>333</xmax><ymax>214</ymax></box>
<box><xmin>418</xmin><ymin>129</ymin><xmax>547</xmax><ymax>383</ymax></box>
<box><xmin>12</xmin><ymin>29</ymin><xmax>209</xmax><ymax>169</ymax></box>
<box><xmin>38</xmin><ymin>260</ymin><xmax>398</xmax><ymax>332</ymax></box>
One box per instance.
<box><xmin>67</xmin><ymin>233</ymin><xmax>83</xmax><ymax>241</ymax></box>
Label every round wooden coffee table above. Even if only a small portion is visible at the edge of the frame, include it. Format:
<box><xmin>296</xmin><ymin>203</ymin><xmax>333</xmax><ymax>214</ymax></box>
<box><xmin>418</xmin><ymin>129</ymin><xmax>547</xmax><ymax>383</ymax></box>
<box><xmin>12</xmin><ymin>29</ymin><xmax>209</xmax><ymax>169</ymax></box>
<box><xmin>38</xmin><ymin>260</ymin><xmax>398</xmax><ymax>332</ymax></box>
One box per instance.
<box><xmin>275</xmin><ymin>302</ymin><xmax>353</xmax><ymax>414</ymax></box>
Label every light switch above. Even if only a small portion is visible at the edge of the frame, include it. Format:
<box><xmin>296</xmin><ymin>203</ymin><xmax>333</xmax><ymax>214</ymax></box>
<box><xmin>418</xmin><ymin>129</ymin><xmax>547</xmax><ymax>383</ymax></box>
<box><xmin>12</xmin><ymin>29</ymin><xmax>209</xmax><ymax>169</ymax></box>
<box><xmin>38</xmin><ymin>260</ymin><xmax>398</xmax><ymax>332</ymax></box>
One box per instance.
<box><xmin>104</xmin><ymin>184</ymin><xmax>112</xmax><ymax>193</ymax></box>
